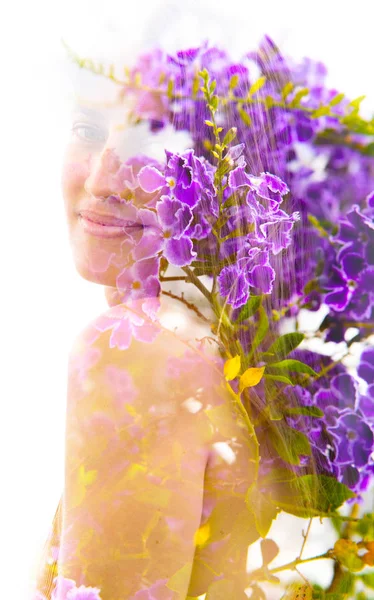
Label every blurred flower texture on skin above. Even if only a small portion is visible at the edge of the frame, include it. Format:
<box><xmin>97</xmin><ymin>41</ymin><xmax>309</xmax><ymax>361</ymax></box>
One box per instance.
<box><xmin>52</xmin><ymin>576</ymin><xmax>102</xmax><ymax>599</ymax></box>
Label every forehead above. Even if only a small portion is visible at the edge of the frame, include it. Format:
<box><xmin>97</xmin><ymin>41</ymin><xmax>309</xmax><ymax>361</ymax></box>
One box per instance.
<box><xmin>71</xmin><ymin>93</ymin><xmax>134</xmax><ymax>126</ymax></box>
<box><xmin>69</xmin><ymin>63</ymin><xmax>134</xmax><ymax>122</ymax></box>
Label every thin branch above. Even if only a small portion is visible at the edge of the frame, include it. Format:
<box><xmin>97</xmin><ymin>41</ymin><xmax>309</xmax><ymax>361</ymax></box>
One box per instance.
<box><xmin>297</xmin><ymin>518</ymin><xmax>313</xmax><ymax>561</ymax></box>
<box><xmin>181</xmin><ymin>267</ymin><xmax>213</xmax><ymax>303</ymax></box>
<box><xmin>159</xmin><ymin>276</ymin><xmax>188</xmax><ymax>282</ymax></box>
<box><xmin>161</xmin><ymin>290</ymin><xmax>210</xmax><ymax>323</ymax></box>
<box><xmin>247</xmin><ymin>551</ymin><xmax>333</xmax><ymax>583</ymax></box>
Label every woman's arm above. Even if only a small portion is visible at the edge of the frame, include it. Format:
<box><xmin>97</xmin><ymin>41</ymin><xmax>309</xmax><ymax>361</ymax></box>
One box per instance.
<box><xmin>58</xmin><ymin>329</ymin><xmax>216</xmax><ymax>600</ymax></box>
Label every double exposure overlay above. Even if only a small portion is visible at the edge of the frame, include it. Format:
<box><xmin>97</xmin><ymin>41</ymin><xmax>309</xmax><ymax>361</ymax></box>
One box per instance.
<box><xmin>31</xmin><ymin>38</ymin><xmax>373</xmax><ymax>600</ymax></box>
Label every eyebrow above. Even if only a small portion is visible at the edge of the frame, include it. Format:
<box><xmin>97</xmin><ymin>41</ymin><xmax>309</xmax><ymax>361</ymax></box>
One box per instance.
<box><xmin>71</xmin><ymin>104</ymin><xmax>108</xmax><ymax>122</ymax></box>
<box><xmin>71</xmin><ymin>101</ymin><xmax>130</xmax><ymax>126</ymax></box>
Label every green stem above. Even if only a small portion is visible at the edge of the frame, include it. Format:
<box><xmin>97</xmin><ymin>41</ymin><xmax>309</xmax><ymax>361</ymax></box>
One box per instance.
<box><xmin>181</xmin><ymin>267</ymin><xmax>212</xmax><ymax>303</ymax></box>
<box><xmin>248</xmin><ymin>551</ymin><xmax>333</xmax><ymax>582</ymax></box>
<box><xmin>269</xmin><ymin>551</ymin><xmax>332</xmax><ymax>575</ymax></box>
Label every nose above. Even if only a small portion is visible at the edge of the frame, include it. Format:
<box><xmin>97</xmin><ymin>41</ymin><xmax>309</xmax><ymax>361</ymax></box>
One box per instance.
<box><xmin>84</xmin><ymin>144</ymin><xmax>122</xmax><ymax>199</ymax></box>
<box><xmin>84</xmin><ymin>118</ymin><xmax>142</xmax><ymax>199</ymax></box>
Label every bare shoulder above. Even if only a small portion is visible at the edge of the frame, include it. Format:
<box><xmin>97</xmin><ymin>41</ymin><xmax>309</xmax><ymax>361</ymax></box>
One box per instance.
<box><xmin>66</xmin><ymin>300</ymin><xmax>252</xmax><ymax>453</ymax></box>
<box><xmin>66</xmin><ymin>300</ymin><xmax>225</xmax><ymax>429</ymax></box>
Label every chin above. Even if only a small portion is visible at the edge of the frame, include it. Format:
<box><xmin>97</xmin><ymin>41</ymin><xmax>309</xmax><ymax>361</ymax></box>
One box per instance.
<box><xmin>73</xmin><ymin>253</ymin><xmax>119</xmax><ymax>288</ymax></box>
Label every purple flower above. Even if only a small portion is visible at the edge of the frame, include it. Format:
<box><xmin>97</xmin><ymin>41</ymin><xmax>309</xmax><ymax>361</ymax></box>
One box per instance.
<box><xmin>116</xmin><ymin>257</ymin><xmax>161</xmax><ymax>301</ymax></box>
<box><xmin>52</xmin><ymin>576</ymin><xmax>77</xmax><ymax>600</ymax></box>
<box><xmin>156</xmin><ymin>195</ymin><xmax>197</xmax><ymax>267</ymax></box>
<box><xmin>358</xmin><ymin>348</ymin><xmax>374</xmax><ymax>384</ymax></box>
<box><xmin>330</xmin><ymin>412</ymin><xmax>373</xmax><ymax>468</ymax></box>
<box><xmin>218</xmin><ymin>264</ymin><xmax>250</xmax><ymax>308</ymax></box>
<box><xmin>358</xmin><ymin>386</ymin><xmax>374</xmax><ymax>423</ymax></box>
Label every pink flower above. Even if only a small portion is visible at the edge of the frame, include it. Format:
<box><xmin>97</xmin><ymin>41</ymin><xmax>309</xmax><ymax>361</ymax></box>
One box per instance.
<box><xmin>94</xmin><ymin>301</ymin><xmax>162</xmax><ymax>350</ymax></box>
<box><xmin>132</xmin><ymin>578</ymin><xmax>173</xmax><ymax>600</ymax></box>
<box><xmin>116</xmin><ymin>257</ymin><xmax>161</xmax><ymax>302</ymax></box>
<box><xmin>52</xmin><ymin>575</ymin><xmax>76</xmax><ymax>599</ymax></box>
<box><xmin>67</xmin><ymin>585</ymin><xmax>102</xmax><ymax>600</ymax></box>
<box><xmin>52</xmin><ymin>576</ymin><xmax>102</xmax><ymax>600</ymax></box>
<box><xmin>31</xmin><ymin>591</ymin><xmax>48</xmax><ymax>600</ymax></box>
<box><xmin>89</xmin><ymin>149</ymin><xmax>166</xmax><ymax>207</ymax></box>
<box><xmin>104</xmin><ymin>364</ymin><xmax>139</xmax><ymax>413</ymax></box>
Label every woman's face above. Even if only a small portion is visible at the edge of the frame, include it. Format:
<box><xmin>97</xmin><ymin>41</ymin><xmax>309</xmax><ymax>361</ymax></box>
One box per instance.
<box><xmin>61</xmin><ymin>93</ymin><xmax>164</xmax><ymax>290</ymax></box>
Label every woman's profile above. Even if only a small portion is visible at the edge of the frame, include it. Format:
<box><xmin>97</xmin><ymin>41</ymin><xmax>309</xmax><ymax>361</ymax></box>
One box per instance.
<box><xmin>29</xmin><ymin>17</ymin><xmax>374</xmax><ymax>600</ymax></box>
<box><xmin>31</xmin><ymin>46</ymin><xmax>260</xmax><ymax>600</ymax></box>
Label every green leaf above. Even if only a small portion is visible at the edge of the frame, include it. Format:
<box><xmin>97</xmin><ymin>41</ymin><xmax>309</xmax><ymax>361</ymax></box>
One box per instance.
<box><xmin>192</xmin><ymin>74</ymin><xmax>200</xmax><ymax>99</ymax></box>
<box><xmin>261</xmin><ymin>467</ymin><xmax>297</xmax><ymax>486</ymax></box>
<box><xmin>167</xmin><ymin>78</ymin><xmax>175</xmax><ymax>99</ymax></box>
<box><xmin>266</xmin><ymin>333</ymin><xmax>305</xmax><ymax>362</ymax></box>
<box><xmin>290</xmin><ymin>87</ymin><xmax>309</xmax><ymax>107</ymax></box>
<box><xmin>204</xmin><ymin>496</ymin><xmax>247</xmax><ymax>544</ymax></box>
<box><xmin>361</xmin><ymin>572</ymin><xmax>374</xmax><ymax>589</ymax></box>
<box><xmin>281</xmin><ymin>81</ymin><xmax>294</xmax><ymax>100</ymax></box>
<box><xmin>332</xmin><ymin>571</ymin><xmax>355</xmax><ymax>594</ymax></box>
<box><xmin>186</xmin><ymin>559</ymin><xmax>219</xmax><ymax>599</ymax></box>
<box><xmin>349</xmin><ymin>95</ymin><xmax>366</xmax><ymax>112</ymax></box>
<box><xmin>249</xmin><ymin>76</ymin><xmax>266</xmax><ymax>96</ymax></box>
<box><xmin>228</xmin><ymin>507</ymin><xmax>261</xmax><ymax>551</ymax></box>
<box><xmin>206</xmin><ymin>578</ymin><xmax>235</xmax><ymax>599</ymax></box>
<box><xmin>312</xmin><ymin>105</ymin><xmax>331</xmax><ymax>118</ymax></box>
<box><xmin>264</xmin><ymin>374</ymin><xmax>294</xmax><ymax>386</ymax></box>
<box><xmin>198</xmin><ymin>68</ymin><xmax>209</xmax><ymax>82</ymax></box>
<box><xmin>166</xmin><ymin>562</ymin><xmax>193</xmax><ymax>593</ymax></box>
<box><xmin>210</xmin><ymin>95</ymin><xmax>219</xmax><ymax>111</ymax></box>
<box><xmin>267</xmin><ymin>359</ymin><xmax>317</xmax><ymax>376</ymax></box>
<box><xmin>267</xmin><ymin>403</ymin><xmax>283</xmax><ymax>421</ymax></box>
<box><xmin>329</xmin><ymin>92</ymin><xmax>345</xmax><ymax>106</ymax></box>
<box><xmin>215</xmin><ymin>160</ymin><xmax>232</xmax><ymax>179</ymax></box>
<box><xmin>356</xmin><ymin>512</ymin><xmax>374</xmax><ymax>538</ymax></box>
<box><xmin>229</xmin><ymin>74</ymin><xmax>239</xmax><ymax>90</ymax></box>
<box><xmin>334</xmin><ymin>539</ymin><xmax>364</xmax><ymax>572</ymax></box>
<box><xmin>268</xmin><ymin>423</ymin><xmax>311</xmax><ymax>466</ymax></box>
<box><xmin>248</xmin><ymin>305</ymin><xmax>269</xmax><ymax>359</ymax></box>
<box><xmin>270</xmin><ymin>474</ymin><xmax>356</xmax><ymax>518</ymax></box>
<box><xmin>238</xmin><ymin>106</ymin><xmax>252</xmax><ymax>126</ymax></box>
<box><xmin>209</xmin><ymin>80</ymin><xmax>217</xmax><ymax>93</ymax></box>
<box><xmin>236</xmin><ymin>295</ymin><xmax>261</xmax><ymax>321</ymax></box>
<box><xmin>223</xmin><ymin>127</ymin><xmax>237</xmax><ymax>146</ymax></box>
<box><xmin>283</xmin><ymin>406</ymin><xmax>324</xmax><ymax>418</ymax></box>
<box><xmin>362</xmin><ymin>142</ymin><xmax>374</xmax><ymax>156</ymax></box>
<box><xmin>291</xmin><ymin>88</ymin><xmax>309</xmax><ymax>108</ymax></box>
<box><xmin>246</xmin><ymin>486</ymin><xmax>279</xmax><ymax>537</ymax></box>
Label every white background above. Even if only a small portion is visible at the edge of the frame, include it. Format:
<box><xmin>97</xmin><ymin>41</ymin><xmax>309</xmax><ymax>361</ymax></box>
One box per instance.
<box><xmin>1</xmin><ymin>1</ymin><xmax>373</xmax><ymax>598</ymax></box>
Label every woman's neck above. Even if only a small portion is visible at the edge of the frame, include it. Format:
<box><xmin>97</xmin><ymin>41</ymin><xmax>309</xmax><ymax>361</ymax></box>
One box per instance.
<box><xmin>104</xmin><ymin>285</ymin><xmax>214</xmax><ymax>338</ymax></box>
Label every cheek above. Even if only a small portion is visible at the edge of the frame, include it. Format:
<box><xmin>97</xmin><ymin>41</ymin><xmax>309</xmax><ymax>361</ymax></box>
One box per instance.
<box><xmin>61</xmin><ymin>152</ymin><xmax>92</xmax><ymax>209</ymax></box>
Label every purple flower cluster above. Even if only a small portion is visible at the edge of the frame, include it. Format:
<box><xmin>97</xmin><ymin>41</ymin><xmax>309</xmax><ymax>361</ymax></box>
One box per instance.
<box><xmin>274</xmin><ymin>348</ymin><xmax>374</xmax><ymax>494</ymax></box>
<box><xmin>323</xmin><ymin>194</ymin><xmax>374</xmax><ymax>321</ymax></box>
<box><xmin>116</xmin><ymin>39</ymin><xmax>374</xmax><ymax>492</ymax></box>
<box><xmin>135</xmin><ymin>144</ymin><xmax>298</xmax><ymax>308</ymax></box>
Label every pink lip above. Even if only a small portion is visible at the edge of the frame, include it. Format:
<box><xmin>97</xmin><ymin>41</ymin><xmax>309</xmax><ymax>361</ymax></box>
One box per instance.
<box><xmin>78</xmin><ymin>211</ymin><xmax>144</xmax><ymax>239</ymax></box>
